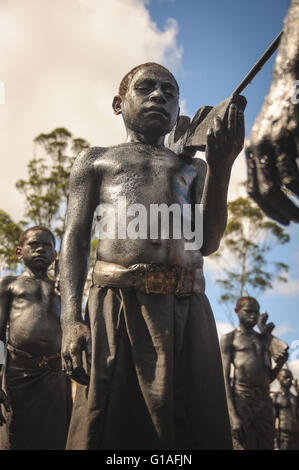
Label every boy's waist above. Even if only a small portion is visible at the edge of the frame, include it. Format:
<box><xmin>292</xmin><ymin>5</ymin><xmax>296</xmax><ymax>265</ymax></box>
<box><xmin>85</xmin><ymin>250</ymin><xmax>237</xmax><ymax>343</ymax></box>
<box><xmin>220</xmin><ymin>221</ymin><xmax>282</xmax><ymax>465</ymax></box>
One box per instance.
<box><xmin>92</xmin><ymin>260</ymin><xmax>205</xmax><ymax>295</ymax></box>
<box><xmin>6</xmin><ymin>343</ymin><xmax>62</xmax><ymax>371</ymax></box>
<box><xmin>234</xmin><ymin>381</ymin><xmax>270</xmax><ymax>398</ymax></box>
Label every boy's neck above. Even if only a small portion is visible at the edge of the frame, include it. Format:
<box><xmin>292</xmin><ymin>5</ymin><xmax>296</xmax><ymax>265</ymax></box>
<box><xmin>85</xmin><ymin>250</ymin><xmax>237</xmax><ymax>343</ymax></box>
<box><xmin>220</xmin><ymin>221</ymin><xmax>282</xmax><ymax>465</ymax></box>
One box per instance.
<box><xmin>126</xmin><ymin>129</ymin><xmax>165</xmax><ymax>146</ymax></box>
<box><xmin>238</xmin><ymin>323</ymin><xmax>254</xmax><ymax>334</ymax></box>
<box><xmin>22</xmin><ymin>265</ymin><xmax>49</xmax><ymax>280</ymax></box>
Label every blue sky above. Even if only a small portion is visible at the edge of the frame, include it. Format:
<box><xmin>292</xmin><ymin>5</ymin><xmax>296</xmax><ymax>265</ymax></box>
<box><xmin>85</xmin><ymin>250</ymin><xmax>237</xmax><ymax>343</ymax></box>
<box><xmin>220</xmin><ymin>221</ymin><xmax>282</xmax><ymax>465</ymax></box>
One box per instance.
<box><xmin>148</xmin><ymin>0</ymin><xmax>299</xmax><ymax>350</ymax></box>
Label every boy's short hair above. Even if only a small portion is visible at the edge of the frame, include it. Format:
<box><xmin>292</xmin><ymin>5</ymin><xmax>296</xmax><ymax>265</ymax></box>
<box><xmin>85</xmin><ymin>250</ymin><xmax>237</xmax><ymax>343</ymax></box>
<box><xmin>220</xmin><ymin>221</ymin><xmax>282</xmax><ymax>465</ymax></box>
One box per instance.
<box><xmin>118</xmin><ymin>62</ymin><xmax>179</xmax><ymax>98</ymax></box>
<box><xmin>18</xmin><ymin>226</ymin><xmax>56</xmax><ymax>248</ymax></box>
<box><xmin>235</xmin><ymin>296</ymin><xmax>260</xmax><ymax>311</ymax></box>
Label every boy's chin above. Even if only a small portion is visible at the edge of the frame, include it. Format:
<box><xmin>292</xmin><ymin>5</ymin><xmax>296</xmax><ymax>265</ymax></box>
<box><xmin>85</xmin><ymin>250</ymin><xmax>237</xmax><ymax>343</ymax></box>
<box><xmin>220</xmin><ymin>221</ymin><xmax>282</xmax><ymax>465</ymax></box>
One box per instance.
<box><xmin>28</xmin><ymin>259</ymin><xmax>51</xmax><ymax>270</ymax></box>
<box><xmin>140</xmin><ymin>123</ymin><xmax>169</xmax><ymax>138</ymax></box>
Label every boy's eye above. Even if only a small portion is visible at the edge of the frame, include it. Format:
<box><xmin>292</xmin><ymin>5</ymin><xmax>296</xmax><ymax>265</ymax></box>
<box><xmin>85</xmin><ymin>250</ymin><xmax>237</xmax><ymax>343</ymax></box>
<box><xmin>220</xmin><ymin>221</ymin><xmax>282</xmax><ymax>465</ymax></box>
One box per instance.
<box><xmin>163</xmin><ymin>88</ymin><xmax>176</xmax><ymax>97</ymax></box>
<box><xmin>135</xmin><ymin>85</ymin><xmax>151</xmax><ymax>92</ymax></box>
<box><xmin>135</xmin><ymin>80</ymin><xmax>154</xmax><ymax>92</ymax></box>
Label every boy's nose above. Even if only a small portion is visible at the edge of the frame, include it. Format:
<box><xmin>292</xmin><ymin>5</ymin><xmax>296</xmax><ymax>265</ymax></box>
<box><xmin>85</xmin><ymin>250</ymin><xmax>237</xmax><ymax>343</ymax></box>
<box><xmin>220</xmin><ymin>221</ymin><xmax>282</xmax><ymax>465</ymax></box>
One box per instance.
<box><xmin>149</xmin><ymin>88</ymin><xmax>166</xmax><ymax>104</ymax></box>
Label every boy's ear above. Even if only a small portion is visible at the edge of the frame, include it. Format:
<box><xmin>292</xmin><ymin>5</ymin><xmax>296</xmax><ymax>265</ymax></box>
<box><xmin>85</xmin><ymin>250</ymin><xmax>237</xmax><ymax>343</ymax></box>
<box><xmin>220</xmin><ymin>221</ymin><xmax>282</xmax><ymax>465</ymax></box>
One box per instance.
<box><xmin>16</xmin><ymin>246</ymin><xmax>22</xmax><ymax>259</ymax></box>
<box><xmin>112</xmin><ymin>95</ymin><xmax>122</xmax><ymax>115</ymax></box>
<box><xmin>53</xmin><ymin>250</ymin><xmax>57</xmax><ymax>260</ymax></box>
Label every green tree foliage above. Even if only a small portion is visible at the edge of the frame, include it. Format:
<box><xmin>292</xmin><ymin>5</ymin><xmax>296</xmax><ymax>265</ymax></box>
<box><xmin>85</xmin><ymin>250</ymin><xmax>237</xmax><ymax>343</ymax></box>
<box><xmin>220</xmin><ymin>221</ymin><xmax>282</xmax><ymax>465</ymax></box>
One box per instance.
<box><xmin>0</xmin><ymin>128</ymin><xmax>97</xmax><ymax>297</ymax></box>
<box><xmin>14</xmin><ymin>127</ymin><xmax>98</xmax><ymax>294</ymax></box>
<box><xmin>0</xmin><ymin>210</ymin><xmax>22</xmax><ymax>272</ymax></box>
<box><xmin>16</xmin><ymin>128</ymin><xmax>90</xmax><ymax>246</ymax></box>
<box><xmin>213</xmin><ymin>196</ymin><xmax>290</xmax><ymax>323</ymax></box>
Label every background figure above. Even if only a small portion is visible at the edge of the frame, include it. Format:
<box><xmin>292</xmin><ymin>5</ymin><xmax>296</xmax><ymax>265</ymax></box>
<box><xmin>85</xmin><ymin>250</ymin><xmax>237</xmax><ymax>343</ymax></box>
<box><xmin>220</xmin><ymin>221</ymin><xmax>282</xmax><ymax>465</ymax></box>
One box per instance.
<box><xmin>0</xmin><ymin>226</ymin><xmax>72</xmax><ymax>450</ymax></box>
<box><xmin>245</xmin><ymin>0</ymin><xmax>299</xmax><ymax>225</ymax></box>
<box><xmin>273</xmin><ymin>369</ymin><xmax>299</xmax><ymax>450</ymax></box>
<box><xmin>220</xmin><ymin>297</ymin><xmax>288</xmax><ymax>450</ymax></box>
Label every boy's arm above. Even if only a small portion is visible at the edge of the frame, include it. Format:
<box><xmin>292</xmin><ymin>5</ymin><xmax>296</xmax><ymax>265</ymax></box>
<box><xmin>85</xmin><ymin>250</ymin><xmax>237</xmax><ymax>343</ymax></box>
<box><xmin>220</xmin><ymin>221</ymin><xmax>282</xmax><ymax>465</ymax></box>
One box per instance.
<box><xmin>200</xmin><ymin>104</ymin><xmax>244</xmax><ymax>256</ymax></box>
<box><xmin>0</xmin><ymin>388</ymin><xmax>9</xmax><ymax>425</ymax></box>
<box><xmin>257</xmin><ymin>313</ymin><xmax>289</xmax><ymax>382</ymax></box>
<box><xmin>60</xmin><ymin>148</ymin><xmax>101</xmax><ymax>385</ymax></box>
<box><xmin>220</xmin><ymin>332</ymin><xmax>244</xmax><ymax>442</ymax></box>
<box><xmin>0</xmin><ymin>277</ymin><xmax>12</xmax><ymax>343</ymax></box>
<box><xmin>0</xmin><ymin>278</ymin><xmax>11</xmax><ymax>422</ymax></box>
<box><xmin>270</xmin><ymin>351</ymin><xmax>289</xmax><ymax>382</ymax></box>
<box><xmin>272</xmin><ymin>393</ymin><xmax>279</xmax><ymax>421</ymax></box>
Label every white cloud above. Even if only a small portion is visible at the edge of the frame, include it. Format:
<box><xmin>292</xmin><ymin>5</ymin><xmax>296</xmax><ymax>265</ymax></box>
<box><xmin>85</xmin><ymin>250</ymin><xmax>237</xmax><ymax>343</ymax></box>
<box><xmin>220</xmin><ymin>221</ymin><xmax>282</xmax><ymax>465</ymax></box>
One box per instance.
<box><xmin>179</xmin><ymin>98</ymin><xmax>188</xmax><ymax>115</ymax></box>
<box><xmin>228</xmin><ymin>149</ymin><xmax>247</xmax><ymax>202</ymax></box>
<box><xmin>204</xmin><ymin>255</ymin><xmax>223</xmax><ymax>277</ymax></box>
<box><xmin>0</xmin><ymin>0</ymin><xmax>183</xmax><ymax>221</ymax></box>
<box><xmin>273</xmin><ymin>324</ymin><xmax>295</xmax><ymax>336</ymax></box>
<box><xmin>267</xmin><ymin>277</ymin><xmax>299</xmax><ymax>297</ymax></box>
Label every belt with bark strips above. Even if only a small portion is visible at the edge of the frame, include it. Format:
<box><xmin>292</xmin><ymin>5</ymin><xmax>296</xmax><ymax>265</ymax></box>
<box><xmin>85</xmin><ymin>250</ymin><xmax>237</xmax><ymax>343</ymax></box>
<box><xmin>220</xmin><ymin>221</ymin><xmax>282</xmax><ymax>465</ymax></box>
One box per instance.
<box><xmin>92</xmin><ymin>260</ymin><xmax>205</xmax><ymax>295</ymax></box>
<box><xmin>7</xmin><ymin>343</ymin><xmax>62</xmax><ymax>371</ymax></box>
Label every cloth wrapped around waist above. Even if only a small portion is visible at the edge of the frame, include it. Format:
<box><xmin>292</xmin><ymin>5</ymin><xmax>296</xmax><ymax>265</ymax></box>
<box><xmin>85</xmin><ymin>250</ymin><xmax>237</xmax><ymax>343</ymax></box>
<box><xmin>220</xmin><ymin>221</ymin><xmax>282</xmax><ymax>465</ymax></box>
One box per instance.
<box><xmin>92</xmin><ymin>260</ymin><xmax>205</xmax><ymax>295</ymax></box>
<box><xmin>6</xmin><ymin>343</ymin><xmax>62</xmax><ymax>371</ymax></box>
<box><xmin>234</xmin><ymin>381</ymin><xmax>270</xmax><ymax>398</ymax></box>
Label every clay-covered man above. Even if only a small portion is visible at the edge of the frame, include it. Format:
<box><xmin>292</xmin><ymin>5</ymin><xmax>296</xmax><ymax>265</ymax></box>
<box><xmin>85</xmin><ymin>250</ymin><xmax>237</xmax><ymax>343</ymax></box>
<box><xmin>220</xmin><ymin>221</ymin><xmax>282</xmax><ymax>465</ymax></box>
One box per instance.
<box><xmin>0</xmin><ymin>226</ymin><xmax>72</xmax><ymax>450</ymax></box>
<box><xmin>60</xmin><ymin>62</ymin><xmax>244</xmax><ymax>449</ymax></box>
<box><xmin>220</xmin><ymin>296</ymin><xmax>288</xmax><ymax>450</ymax></box>
<box><xmin>273</xmin><ymin>369</ymin><xmax>299</xmax><ymax>450</ymax></box>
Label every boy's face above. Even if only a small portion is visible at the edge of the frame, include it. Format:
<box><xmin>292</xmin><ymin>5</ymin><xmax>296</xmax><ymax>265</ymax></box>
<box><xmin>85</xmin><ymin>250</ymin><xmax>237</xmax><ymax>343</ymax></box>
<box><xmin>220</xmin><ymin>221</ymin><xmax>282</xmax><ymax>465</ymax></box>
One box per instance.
<box><xmin>114</xmin><ymin>65</ymin><xmax>179</xmax><ymax>138</ymax></box>
<box><xmin>278</xmin><ymin>370</ymin><xmax>293</xmax><ymax>390</ymax></box>
<box><xmin>16</xmin><ymin>230</ymin><xmax>56</xmax><ymax>271</ymax></box>
<box><xmin>236</xmin><ymin>300</ymin><xmax>260</xmax><ymax>330</ymax></box>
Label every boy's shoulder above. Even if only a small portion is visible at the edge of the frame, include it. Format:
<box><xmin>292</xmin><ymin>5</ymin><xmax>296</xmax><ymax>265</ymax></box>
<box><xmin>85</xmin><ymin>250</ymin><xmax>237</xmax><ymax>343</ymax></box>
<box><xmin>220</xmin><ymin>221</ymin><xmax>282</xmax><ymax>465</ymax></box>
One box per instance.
<box><xmin>0</xmin><ymin>275</ymin><xmax>18</xmax><ymax>292</ymax></box>
<box><xmin>74</xmin><ymin>146</ymin><xmax>108</xmax><ymax>165</ymax></box>
<box><xmin>220</xmin><ymin>329</ymin><xmax>237</xmax><ymax>348</ymax></box>
<box><xmin>70</xmin><ymin>146</ymin><xmax>109</xmax><ymax>180</ymax></box>
<box><xmin>72</xmin><ymin>144</ymin><xmax>130</xmax><ymax>170</ymax></box>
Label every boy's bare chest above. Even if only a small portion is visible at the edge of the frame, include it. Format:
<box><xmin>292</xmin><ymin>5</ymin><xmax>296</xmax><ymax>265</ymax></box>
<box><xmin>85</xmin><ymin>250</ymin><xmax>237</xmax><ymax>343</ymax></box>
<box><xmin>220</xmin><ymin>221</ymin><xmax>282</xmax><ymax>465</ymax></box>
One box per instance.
<box><xmin>11</xmin><ymin>277</ymin><xmax>56</xmax><ymax>308</ymax></box>
<box><xmin>276</xmin><ymin>393</ymin><xmax>294</xmax><ymax>409</ymax></box>
<box><xmin>233</xmin><ymin>332</ymin><xmax>268</xmax><ymax>357</ymax></box>
<box><xmin>97</xmin><ymin>146</ymin><xmax>197</xmax><ymax>202</ymax></box>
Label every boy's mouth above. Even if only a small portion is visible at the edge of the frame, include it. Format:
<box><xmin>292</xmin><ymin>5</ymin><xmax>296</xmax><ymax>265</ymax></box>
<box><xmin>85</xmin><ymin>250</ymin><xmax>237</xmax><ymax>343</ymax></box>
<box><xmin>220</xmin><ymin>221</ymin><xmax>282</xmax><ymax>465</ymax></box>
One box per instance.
<box><xmin>144</xmin><ymin>106</ymin><xmax>169</xmax><ymax>118</ymax></box>
<box><xmin>33</xmin><ymin>255</ymin><xmax>48</xmax><ymax>261</ymax></box>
